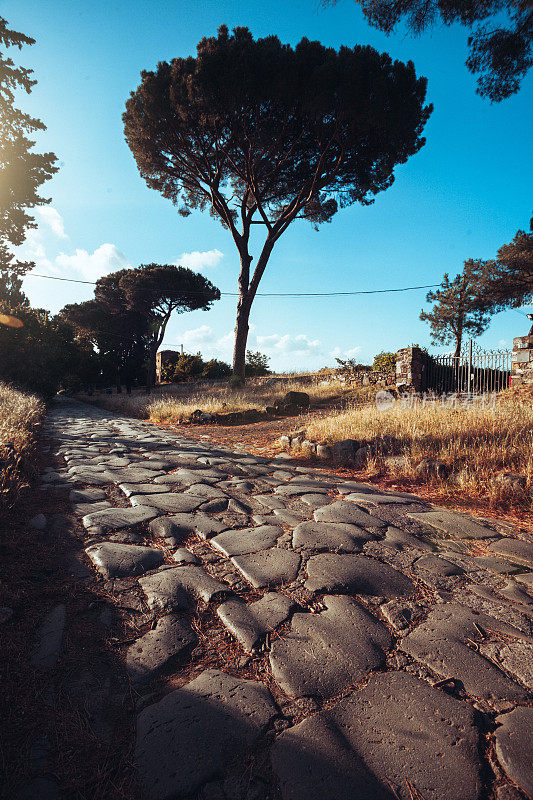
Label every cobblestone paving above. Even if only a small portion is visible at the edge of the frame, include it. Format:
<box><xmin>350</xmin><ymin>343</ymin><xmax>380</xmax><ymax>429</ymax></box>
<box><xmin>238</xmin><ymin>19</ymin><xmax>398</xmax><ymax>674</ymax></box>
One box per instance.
<box><xmin>35</xmin><ymin>398</ymin><xmax>533</xmax><ymax>800</ymax></box>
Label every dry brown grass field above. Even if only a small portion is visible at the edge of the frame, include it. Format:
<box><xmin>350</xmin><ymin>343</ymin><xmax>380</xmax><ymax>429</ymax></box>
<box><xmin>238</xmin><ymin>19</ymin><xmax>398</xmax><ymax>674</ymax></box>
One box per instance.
<box><xmin>76</xmin><ymin>377</ymin><xmax>376</xmax><ymax>421</ymax></box>
<box><xmin>305</xmin><ymin>392</ymin><xmax>533</xmax><ymax>513</ymax></box>
<box><xmin>0</xmin><ymin>382</ymin><xmax>45</xmax><ymax>510</ymax></box>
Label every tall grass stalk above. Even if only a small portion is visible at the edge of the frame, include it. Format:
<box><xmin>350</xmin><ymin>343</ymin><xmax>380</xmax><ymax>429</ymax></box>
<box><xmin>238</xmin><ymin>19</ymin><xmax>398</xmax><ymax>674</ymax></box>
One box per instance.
<box><xmin>0</xmin><ymin>382</ymin><xmax>45</xmax><ymax>510</ymax></box>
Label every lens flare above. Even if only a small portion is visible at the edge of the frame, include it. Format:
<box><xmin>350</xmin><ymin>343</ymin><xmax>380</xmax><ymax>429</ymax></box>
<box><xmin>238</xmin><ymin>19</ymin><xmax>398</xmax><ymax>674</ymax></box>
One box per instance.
<box><xmin>0</xmin><ymin>314</ymin><xmax>24</xmax><ymax>328</ymax></box>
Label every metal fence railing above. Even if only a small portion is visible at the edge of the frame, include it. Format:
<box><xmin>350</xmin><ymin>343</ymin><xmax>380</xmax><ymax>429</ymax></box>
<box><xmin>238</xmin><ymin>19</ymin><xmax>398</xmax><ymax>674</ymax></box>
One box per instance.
<box><xmin>425</xmin><ymin>341</ymin><xmax>511</xmax><ymax>394</ymax></box>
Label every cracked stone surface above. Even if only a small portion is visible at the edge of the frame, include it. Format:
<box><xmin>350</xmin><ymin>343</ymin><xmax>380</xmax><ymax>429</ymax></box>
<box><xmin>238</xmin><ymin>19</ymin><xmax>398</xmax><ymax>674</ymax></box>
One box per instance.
<box><xmin>34</xmin><ymin>398</ymin><xmax>533</xmax><ymax>800</ymax></box>
<box><xmin>232</xmin><ymin>548</ymin><xmax>301</xmax><ymax>588</ymax></box>
<box><xmin>407</xmin><ymin>509</ymin><xmax>495</xmax><ymax>539</ymax></box>
<box><xmin>135</xmin><ymin>669</ymin><xmax>277</xmax><ymax>800</ymax></box>
<box><xmin>269</xmin><ymin>595</ymin><xmax>391</xmax><ymax>698</ymax></box>
<box><xmin>494</xmin><ymin>707</ymin><xmax>533</xmax><ymax>797</ymax></box>
<box><xmin>85</xmin><ymin>543</ymin><xmax>164</xmax><ymax>578</ymax></box>
<box><xmin>139</xmin><ymin>565</ymin><xmax>229</xmax><ymax>608</ymax></box>
<box><xmin>217</xmin><ymin>592</ymin><xmax>295</xmax><ymax>652</ymax></box>
<box><xmin>126</xmin><ymin>614</ymin><xmax>197</xmax><ymax>683</ymax></box>
<box><xmin>488</xmin><ymin>539</ymin><xmax>533</xmax><ymax>569</ymax></box>
<box><xmin>271</xmin><ymin>671</ymin><xmax>483</xmax><ymax>800</ymax></box>
<box><xmin>313</xmin><ymin>500</ymin><xmax>387</xmax><ymax>527</ymax></box>
<box><xmin>305</xmin><ymin>553</ymin><xmax>415</xmax><ymax>597</ymax></box>
<box><xmin>82</xmin><ymin>505</ymin><xmax>158</xmax><ymax>532</ymax></box>
<box><xmin>401</xmin><ymin>603</ymin><xmax>531</xmax><ymax>703</ymax></box>
<box><xmin>292</xmin><ymin>521</ymin><xmax>372</xmax><ymax>552</ymax></box>
<box><xmin>211</xmin><ymin>525</ymin><xmax>283</xmax><ymax>556</ymax></box>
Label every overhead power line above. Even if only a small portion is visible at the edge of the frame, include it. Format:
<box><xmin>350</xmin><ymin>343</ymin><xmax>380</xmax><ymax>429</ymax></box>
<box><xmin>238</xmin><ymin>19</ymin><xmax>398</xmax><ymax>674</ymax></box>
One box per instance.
<box><xmin>25</xmin><ymin>272</ymin><xmax>440</xmax><ymax>297</ymax></box>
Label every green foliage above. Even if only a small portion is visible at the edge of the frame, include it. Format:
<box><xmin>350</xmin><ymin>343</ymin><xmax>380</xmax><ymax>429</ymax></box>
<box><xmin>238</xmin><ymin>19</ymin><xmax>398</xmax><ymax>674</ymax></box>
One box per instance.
<box><xmin>372</xmin><ymin>352</ymin><xmax>396</xmax><ymax>372</ymax></box>
<box><xmin>323</xmin><ymin>1</ymin><xmax>533</xmax><ymax>101</ymax></box>
<box><xmin>335</xmin><ymin>357</ymin><xmax>372</xmax><ymax>372</ymax></box>
<box><xmin>124</xmin><ymin>25</ymin><xmax>431</xmax><ymax>377</ymax></box>
<box><xmin>201</xmin><ymin>359</ymin><xmax>232</xmax><ymax>379</ymax></box>
<box><xmin>245</xmin><ymin>350</ymin><xmax>271</xmax><ymax>376</ymax></box>
<box><xmin>481</xmin><ymin>221</ymin><xmax>533</xmax><ymax>312</ymax></box>
<box><xmin>62</xmin><ymin>263</ymin><xmax>220</xmax><ymax>389</ymax></box>
<box><xmin>169</xmin><ymin>354</ymin><xmax>205</xmax><ymax>382</ymax></box>
<box><xmin>0</xmin><ymin>308</ymin><xmax>97</xmax><ymax>397</ymax></box>
<box><xmin>420</xmin><ymin>259</ymin><xmax>495</xmax><ymax>357</ymax></box>
<box><xmin>0</xmin><ymin>17</ymin><xmax>58</xmax><ymax>298</ymax></box>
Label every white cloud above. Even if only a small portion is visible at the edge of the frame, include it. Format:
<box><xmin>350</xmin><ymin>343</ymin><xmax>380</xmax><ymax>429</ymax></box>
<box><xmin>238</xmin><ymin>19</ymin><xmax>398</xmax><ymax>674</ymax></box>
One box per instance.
<box><xmin>36</xmin><ymin>207</ymin><xmax>67</xmax><ymax>239</ymax></box>
<box><xmin>256</xmin><ymin>333</ymin><xmax>322</xmax><ymax>357</ymax></box>
<box><xmin>330</xmin><ymin>345</ymin><xmax>362</xmax><ymax>360</ymax></box>
<box><xmin>176</xmin><ymin>248</ymin><xmax>224</xmax><ymax>271</ymax></box>
<box><xmin>182</xmin><ymin>325</ymin><xmax>216</xmax><ymax>348</ymax></box>
<box><xmin>16</xmin><ymin>228</ymin><xmax>57</xmax><ymax>274</ymax></box>
<box><xmin>56</xmin><ymin>243</ymin><xmax>130</xmax><ymax>281</ymax></box>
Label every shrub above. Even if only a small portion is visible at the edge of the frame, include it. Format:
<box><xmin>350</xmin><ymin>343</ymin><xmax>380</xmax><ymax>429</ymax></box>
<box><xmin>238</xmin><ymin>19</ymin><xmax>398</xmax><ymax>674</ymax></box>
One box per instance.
<box><xmin>245</xmin><ymin>350</ymin><xmax>271</xmax><ymax>376</ymax></box>
<box><xmin>372</xmin><ymin>351</ymin><xmax>396</xmax><ymax>373</ymax></box>
<box><xmin>201</xmin><ymin>359</ymin><xmax>232</xmax><ymax>379</ymax></box>
<box><xmin>171</xmin><ymin>354</ymin><xmax>205</xmax><ymax>382</ymax></box>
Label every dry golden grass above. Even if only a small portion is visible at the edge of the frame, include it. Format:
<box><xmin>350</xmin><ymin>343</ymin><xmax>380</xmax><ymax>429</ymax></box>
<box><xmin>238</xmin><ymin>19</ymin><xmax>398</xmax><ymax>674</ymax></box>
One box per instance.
<box><xmin>0</xmin><ymin>382</ymin><xmax>45</xmax><ymax>510</ymax></box>
<box><xmin>78</xmin><ymin>377</ymin><xmax>355</xmax><ymax>422</ymax></box>
<box><xmin>306</xmin><ymin>396</ymin><xmax>533</xmax><ymax>511</ymax></box>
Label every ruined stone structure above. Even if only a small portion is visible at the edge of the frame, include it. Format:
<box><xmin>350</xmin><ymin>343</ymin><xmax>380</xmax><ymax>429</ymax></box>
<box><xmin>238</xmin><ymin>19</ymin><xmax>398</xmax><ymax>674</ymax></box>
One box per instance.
<box><xmin>511</xmin><ymin>334</ymin><xmax>533</xmax><ymax>386</ymax></box>
<box><xmin>395</xmin><ymin>347</ymin><xmax>429</xmax><ymax>392</ymax></box>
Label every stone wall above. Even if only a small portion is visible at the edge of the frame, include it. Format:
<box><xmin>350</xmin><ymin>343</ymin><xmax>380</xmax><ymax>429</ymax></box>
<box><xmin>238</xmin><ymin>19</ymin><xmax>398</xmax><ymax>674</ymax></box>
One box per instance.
<box><xmin>395</xmin><ymin>347</ymin><xmax>428</xmax><ymax>392</ymax></box>
<box><xmin>511</xmin><ymin>334</ymin><xmax>533</xmax><ymax>386</ymax></box>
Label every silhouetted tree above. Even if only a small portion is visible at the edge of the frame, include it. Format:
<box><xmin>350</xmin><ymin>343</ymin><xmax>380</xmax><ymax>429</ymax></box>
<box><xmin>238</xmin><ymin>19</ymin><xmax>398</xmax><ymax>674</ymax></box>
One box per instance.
<box><xmin>63</xmin><ymin>264</ymin><xmax>220</xmax><ymax>391</ymax></box>
<box><xmin>482</xmin><ymin>221</ymin><xmax>533</xmax><ymax>323</ymax></box>
<box><xmin>420</xmin><ymin>259</ymin><xmax>495</xmax><ymax>357</ymax></box>
<box><xmin>123</xmin><ymin>26</ymin><xmax>431</xmax><ymax>380</ymax></box>
<box><xmin>323</xmin><ymin>0</ymin><xmax>533</xmax><ymax>101</ymax></box>
<box><xmin>119</xmin><ymin>264</ymin><xmax>220</xmax><ymax>390</ymax></box>
<box><xmin>0</xmin><ymin>17</ymin><xmax>58</xmax><ymax>307</ymax></box>
<box><xmin>245</xmin><ymin>350</ymin><xmax>271</xmax><ymax>376</ymax></box>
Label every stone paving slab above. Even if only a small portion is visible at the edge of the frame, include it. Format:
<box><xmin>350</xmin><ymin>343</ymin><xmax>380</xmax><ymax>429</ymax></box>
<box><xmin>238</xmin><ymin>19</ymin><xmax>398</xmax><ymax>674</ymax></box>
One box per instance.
<box><xmin>488</xmin><ymin>539</ymin><xmax>533</xmax><ymax>569</ymax></box>
<box><xmin>494</xmin><ymin>707</ymin><xmax>533</xmax><ymax>797</ymax></box>
<box><xmin>292</xmin><ymin>521</ymin><xmax>372</xmax><ymax>552</ymax></box>
<box><xmin>82</xmin><ymin>505</ymin><xmax>158</xmax><ymax>532</ymax></box>
<box><xmin>140</xmin><ymin>565</ymin><xmax>230</xmax><ymax>606</ymax></box>
<box><xmin>401</xmin><ymin>603</ymin><xmax>531</xmax><ymax>704</ymax></box>
<box><xmin>383</xmin><ymin>526</ymin><xmax>435</xmax><ymax>551</ymax></box>
<box><xmin>72</xmin><ymin>500</ymin><xmax>112</xmax><ymax>516</ymax></box>
<box><xmin>413</xmin><ymin>554</ymin><xmax>465</xmax><ymax>576</ymax></box>
<box><xmin>314</xmin><ymin>500</ymin><xmax>387</xmax><ymax>528</ymax></box>
<box><xmin>269</xmin><ymin>595</ymin><xmax>391</xmax><ymax>698</ymax></box>
<box><xmin>31</xmin><ymin>604</ymin><xmax>66</xmax><ymax>669</ymax></box>
<box><xmin>119</xmin><ymin>483</ymin><xmax>171</xmax><ymax>496</ymax></box>
<box><xmin>135</xmin><ymin>669</ymin><xmax>277</xmax><ymax>800</ymax></box>
<box><xmin>217</xmin><ymin>592</ymin><xmax>295</xmax><ymax>652</ymax></box>
<box><xmin>407</xmin><ymin>509</ymin><xmax>496</xmax><ymax>539</ymax></box>
<box><xmin>344</xmin><ymin>491</ymin><xmax>414</xmax><ymax>505</ymax></box>
<box><xmin>85</xmin><ymin>543</ymin><xmax>164</xmax><ymax>579</ymax></box>
<box><xmin>270</xmin><ymin>671</ymin><xmax>483</xmax><ymax>800</ymax></box>
<box><xmin>69</xmin><ymin>487</ymin><xmax>107</xmax><ymax>502</ymax></box>
<box><xmin>126</xmin><ymin>614</ymin><xmax>197</xmax><ymax>683</ymax></box>
<box><xmin>231</xmin><ymin>548</ymin><xmax>301</xmax><ymax>588</ymax></box>
<box><xmin>130</xmin><ymin>492</ymin><xmax>204</xmax><ymax>513</ymax></box>
<box><xmin>304</xmin><ymin>553</ymin><xmax>415</xmax><ymax>597</ymax></box>
<box><xmin>211</xmin><ymin>525</ymin><xmax>283</xmax><ymax>557</ymax></box>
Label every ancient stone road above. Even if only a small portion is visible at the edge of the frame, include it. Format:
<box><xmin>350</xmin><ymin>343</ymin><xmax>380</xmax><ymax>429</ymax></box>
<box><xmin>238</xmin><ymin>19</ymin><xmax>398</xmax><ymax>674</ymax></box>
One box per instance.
<box><xmin>34</xmin><ymin>398</ymin><xmax>533</xmax><ymax>800</ymax></box>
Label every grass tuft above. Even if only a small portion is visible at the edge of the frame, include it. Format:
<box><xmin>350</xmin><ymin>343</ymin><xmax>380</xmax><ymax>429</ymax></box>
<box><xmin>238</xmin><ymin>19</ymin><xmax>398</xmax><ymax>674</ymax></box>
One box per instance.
<box><xmin>305</xmin><ymin>396</ymin><xmax>533</xmax><ymax>512</ymax></box>
<box><xmin>0</xmin><ymin>382</ymin><xmax>45</xmax><ymax>511</ymax></box>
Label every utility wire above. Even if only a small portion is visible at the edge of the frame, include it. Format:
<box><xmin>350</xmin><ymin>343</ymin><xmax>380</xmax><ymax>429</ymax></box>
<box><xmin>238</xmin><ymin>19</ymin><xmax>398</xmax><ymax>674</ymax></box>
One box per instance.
<box><xmin>25</xmin><ymin>272</ymin><xmax>440</xmax><ymax>297</ymax></box>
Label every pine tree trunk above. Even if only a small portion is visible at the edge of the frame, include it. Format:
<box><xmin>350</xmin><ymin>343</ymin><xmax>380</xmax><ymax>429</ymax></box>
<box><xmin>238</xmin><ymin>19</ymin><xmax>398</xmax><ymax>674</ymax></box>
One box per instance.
<box><xmin>232</xmin><ymin>296</ymin><xmax>251</xmax><ymax>381</ymax></box>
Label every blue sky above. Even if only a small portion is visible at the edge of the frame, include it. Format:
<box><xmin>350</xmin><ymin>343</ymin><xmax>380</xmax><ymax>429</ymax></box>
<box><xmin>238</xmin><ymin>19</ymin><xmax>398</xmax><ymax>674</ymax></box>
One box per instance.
<box><xmin>6</xmin><ymin>0</ymin><xmax>532</xmax><ymax>370</ymax></box>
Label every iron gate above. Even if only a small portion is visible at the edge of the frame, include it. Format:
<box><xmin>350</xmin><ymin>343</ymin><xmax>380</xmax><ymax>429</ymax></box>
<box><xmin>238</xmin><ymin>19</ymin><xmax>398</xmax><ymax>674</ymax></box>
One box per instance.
<box><xmin>425</xmin><ymin>341</ymin><xmax>511</xmax><ymax>394</ymax></box>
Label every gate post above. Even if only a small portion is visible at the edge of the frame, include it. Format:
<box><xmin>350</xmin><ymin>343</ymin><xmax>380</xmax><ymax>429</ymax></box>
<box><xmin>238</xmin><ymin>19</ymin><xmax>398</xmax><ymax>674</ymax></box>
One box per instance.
<box><xmin>467</xmin><ymin>339</ymin><xmax>473</xmax><ymax>394</ymax></box>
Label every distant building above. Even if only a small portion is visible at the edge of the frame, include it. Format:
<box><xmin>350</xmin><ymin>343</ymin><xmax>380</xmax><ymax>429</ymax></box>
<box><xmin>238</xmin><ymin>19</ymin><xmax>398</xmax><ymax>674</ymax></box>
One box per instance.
<box><xmin>156</xmin><ymin>349</ymin><xmax>182</xmax><ymax>383</ymax></box>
